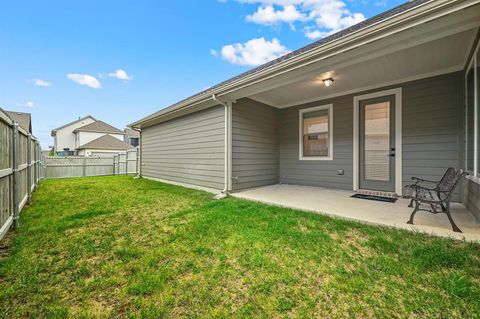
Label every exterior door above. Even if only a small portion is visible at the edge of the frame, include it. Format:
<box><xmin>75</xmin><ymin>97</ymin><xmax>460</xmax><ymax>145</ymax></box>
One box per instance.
<box><xmin>359</xmin><ymin>95</ymin><xmax>396</xmax><ymax>192</ymax></box>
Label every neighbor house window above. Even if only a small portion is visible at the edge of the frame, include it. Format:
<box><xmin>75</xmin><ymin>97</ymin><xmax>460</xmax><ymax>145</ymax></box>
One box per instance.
<box><xmin>130</xmin><ymin>137</ymin><xmax>139</xmax><ymax>147</ymax></box>
<box><xmin>465</xmin><ymin>39</ymin><xmax>479</xmax><ymax>178</ymax></box>
<box><xmin>299</xmin><ymin>104</ymin><xmax>333</xmax><ymax>160</ymax></box>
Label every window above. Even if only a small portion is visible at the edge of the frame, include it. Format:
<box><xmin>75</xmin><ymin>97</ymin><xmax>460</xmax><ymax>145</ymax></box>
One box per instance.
<box><xmin>477</xmin><ymin>49</ymin><xmax>480</xmax><ymax>176</ymax></box>
<box><xmin>466</xmin><ymin>65</ymin><xmax>475</xmax><ymax>172</ymax></box>
<box><xmin>299</xmin><ymin>104</ymin><xmax>333</xmax><ymax>160</ymax></box>
<box><xmin>130</xmin><ymin>137</ymin><xmax>139</xmax><ymax>147</ymax></box>
<box><xmin>465</xmin><ymin>39</ymin><xmax>479</xmax><ymax>178</ymax></box>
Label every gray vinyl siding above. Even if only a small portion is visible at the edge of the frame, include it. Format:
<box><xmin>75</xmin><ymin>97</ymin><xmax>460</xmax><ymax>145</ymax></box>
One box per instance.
<box><xmin>464</xmin><ymin>179</ymin><xmax>480</xmax><ymax>222</ymax></box>
<box><xmin>279</xmin><ymin>95</ymin><xmax>353</xmax><ymax>190</ymax></box>
<box><xmin>232</xmin><ymin>98</ymin><xmax>279</xmax><ymax>191</ymax></box>
<box><xmin>141</xmin><ymin>105</ymin><xmax>225</xmax><ymax>190</ymax></box>
<box><xmin>401</xmin><ymin>72</ymin><xmax>463</xmax><ymax>201</ymax></box>
<box><xmin>279</xmin><ymin>72</ymin><xmax>463</xmax><ymax>200</ymax></box>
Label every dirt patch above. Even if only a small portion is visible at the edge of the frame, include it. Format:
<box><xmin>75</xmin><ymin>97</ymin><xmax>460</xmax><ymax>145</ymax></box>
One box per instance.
<box><xmin>0</xmin><ymin>229</ymin><xmax>15</xmax><ymax>260</ymax></box>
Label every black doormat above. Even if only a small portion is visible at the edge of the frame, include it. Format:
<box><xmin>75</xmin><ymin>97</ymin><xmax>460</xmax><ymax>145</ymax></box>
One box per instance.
<box><xmin>351</xmin><ymin>193</ymin><xmax>398</xmax><ymax>203</ymax></box>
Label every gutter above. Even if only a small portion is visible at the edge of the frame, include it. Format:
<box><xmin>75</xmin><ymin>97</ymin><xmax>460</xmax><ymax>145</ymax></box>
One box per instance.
<box><xmin>212</xmin><ymin>94</ymin><xmax>233</xmax><ymax>194</ymax></box>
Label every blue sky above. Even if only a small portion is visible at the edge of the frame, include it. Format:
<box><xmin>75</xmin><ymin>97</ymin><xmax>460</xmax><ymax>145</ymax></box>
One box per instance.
<box><xmin>0</xmin><ymin>0</ymin><xmax>404</xmax><ymax>148</ymax></box>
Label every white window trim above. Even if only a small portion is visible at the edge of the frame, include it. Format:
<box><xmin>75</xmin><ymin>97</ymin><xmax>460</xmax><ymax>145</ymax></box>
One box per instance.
<box><xmin>299</xmin><ymin>104</ymin><xmax>334</xmax><ymax>161</ymax></box>
<box><xmin>353</xmin><ymin>88</ymin><xmax>403</xmax><ymax>195</ymax></box>
<box><xmin>465</xmin><ymin>40</ymin><xmax>479</xmax><ymax>180</ymax></box>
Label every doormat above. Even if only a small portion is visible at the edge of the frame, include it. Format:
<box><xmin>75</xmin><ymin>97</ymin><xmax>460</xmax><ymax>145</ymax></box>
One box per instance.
<box><xmin>351</xmin><ymin>193</ymin><xmax>398</xmax><ymax>203</ymax></box>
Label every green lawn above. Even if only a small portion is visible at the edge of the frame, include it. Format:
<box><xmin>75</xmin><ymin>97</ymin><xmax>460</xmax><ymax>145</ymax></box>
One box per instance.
<box><xmin>0</xmin><ymin>176</ymin><xmax>479</xmax><ymax>318</ymax></box>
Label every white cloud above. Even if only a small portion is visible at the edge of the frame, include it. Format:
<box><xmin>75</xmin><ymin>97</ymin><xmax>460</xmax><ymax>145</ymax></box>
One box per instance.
<box><xmin>210</xmin><ymin>49</ymin><xmax>219</xmax><ymax>57</ymax></box>
<box><xmin>108</xmin><ymin>69</ymin><xmax>132</xmax><ymax>81</ymax></box>
<box><xmin>32</xmin><ymin>79</ymin><xmax>51</xmax><ymax>87</ymax></box>
<box><xmin>246</xmin><ymin>5</ymin><xmax>306</xmax><ymax>26</ymax></box>
<box><xmin>235</xmin><ymin>0</ymin><xmax>366</xmax><ymax>40</ymax></box>
<box><xmin>16</xmin><ymin>101</ymin><xmax>35</xmax><ymax>108</ymax></box>
<box><xmin>67</xmin><ymin>73</ymin><xmax>101</xmax><ymax>89</ymax></box>
<box><xmin>218</xmin><ymin>37</ymin><xmax>289</xmax><ymax>66</ymax></box>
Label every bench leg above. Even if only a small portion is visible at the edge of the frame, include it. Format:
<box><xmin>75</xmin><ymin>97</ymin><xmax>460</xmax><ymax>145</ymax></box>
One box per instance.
<box><xmin>407</xmin><ymin>200</ymin><xmax>419</xmax><ymax>225</ymax></box>
<box><xmin>445</xmin><ymin>202</ymin><xmax>462</xmax><ymax>233</ymax></box>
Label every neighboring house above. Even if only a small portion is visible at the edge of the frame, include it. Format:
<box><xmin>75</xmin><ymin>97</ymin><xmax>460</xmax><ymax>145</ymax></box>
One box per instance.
<box><xmin>129</xmin><ymin>1</ymin><xmax>480</xmax><ymax>222</ymax></box>
<box><xmin>124</xmin><ymin>127</ymin><xmax>140</xmax><ymax>147</ymax></box>
<box><xmin>76</xmin><ymin>134</ymin><xmax>133</xmax><ymax>157</ymax></box>
<box><xmin>51</xmin><ymin>115</ymin><xmax>97</xmax><ymax>155</ymax></box>
<box><xmin>5</xmin><ymin>111</ymin><xmax>32</xmax><ymax>133</ymax></box>
<box><xmin>51</xmin><ymin>116</ymin><xmax>132</xmax><ymax>156</ymax></box>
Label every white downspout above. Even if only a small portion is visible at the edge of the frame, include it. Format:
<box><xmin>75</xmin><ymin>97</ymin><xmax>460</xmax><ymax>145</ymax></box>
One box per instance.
<box><xmin>212</xmin><ymin>94</ymin><xmax>232</xmax><ymax>194</ymax></box>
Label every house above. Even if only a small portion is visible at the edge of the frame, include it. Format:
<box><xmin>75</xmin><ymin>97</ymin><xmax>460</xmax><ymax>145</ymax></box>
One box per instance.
<box><xmin>5</xmin><ymin>111</ymin><xmax>32</xmax><ymax>133</ymax></box>
<box><xmin>51</xmin><ymin>116</ymin><xmax>133</xmax><ymax>156</ymax></box>
<box><xmin>51</xmin><ymin>115</ymin><xmax>97</xmax><ymax>155</ymax></box>
<box><xmin>124</xmin><ymin>127</ymin><xmax>140</xmax><ymax>147</ymax></box>
<box><xmin>76</xmin><ymin>134</ymin><xmax>133</xmax><ymax>157</ymax></box>
<box><xmin>129</xmin><ymin>1</ymin><xmax>480</xmax><ymax>227</ymax></box>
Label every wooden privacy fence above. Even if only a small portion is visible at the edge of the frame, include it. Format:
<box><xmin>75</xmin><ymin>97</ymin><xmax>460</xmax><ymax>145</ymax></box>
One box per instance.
<box><xmin>0</xmin><ymin>109</ymin><xmax>44</xmax><ymax>240</ymax></box>
<box><xmin>113</xmin><ymin>150</ymin><xmax>139</xmax><ymax>175</ymax></box>
<box><xmin>45</xmin><ymin>148</ymin><xmax>138</xmax><ymax>179</ymax></box>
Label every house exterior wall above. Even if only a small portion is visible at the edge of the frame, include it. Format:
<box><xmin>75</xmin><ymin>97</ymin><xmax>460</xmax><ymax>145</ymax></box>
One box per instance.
<box><xmin>54</xmin><ymin>117</ymin><xmax>96</xmax><ymax>152</ymax></box>
<box><xmin>140</xmin><ymin>105</ymin><xmax>225</xmax><ymax>190</ymax></box>
<box><xmin>464</xmin><ymin>179</ymin><xmax>480</xmax><ymax>222</ymax></box>
<box><xmin>278</xmin><ymin>72</ymin><xmax>463</xmax><ymax>200</ymax></box>
<box><xmin>76</xmin><ymin>131</ymin><xmax>124</xmax><ymax>149</ymax></box>
<box><xmin>232</xmin><ymin>98</ymin><xmax>279</xmax><ymax>191</ymax></box>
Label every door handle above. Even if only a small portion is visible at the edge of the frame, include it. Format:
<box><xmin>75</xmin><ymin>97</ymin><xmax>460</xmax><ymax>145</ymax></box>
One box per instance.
<box><xmin>387</xmin><ymin>151</ymin><xmax>396</xmax><ymax>157</ymax></box>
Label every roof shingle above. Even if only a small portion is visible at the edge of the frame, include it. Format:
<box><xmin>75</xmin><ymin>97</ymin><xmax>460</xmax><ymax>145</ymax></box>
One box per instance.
<box><xmin>77</xmin><ymin>134</ymin><xmax>134</xmax><ymax>150</ymax></box>
<box><xmin>6</xmin><ymin>111</ymin><xmax>32</xmax><ymax>133</ymax></box>
<box><xmin>74</xmin><ymin>120</ymin><xmax>124</xmax><ymax>134</ymax></box>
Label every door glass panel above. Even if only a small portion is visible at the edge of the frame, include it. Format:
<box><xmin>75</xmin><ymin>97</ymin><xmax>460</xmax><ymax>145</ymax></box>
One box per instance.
<box><xmin>364</xmin><ymin>102</ymin><xmax>390</xmax><ymax>181</ymax></box>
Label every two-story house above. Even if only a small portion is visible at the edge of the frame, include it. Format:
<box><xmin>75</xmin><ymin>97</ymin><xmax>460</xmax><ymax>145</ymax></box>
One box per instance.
<box><xmin>51</xmin><ymin>116</ymin><xmax>133</xmax><ymax>157</ymax></box>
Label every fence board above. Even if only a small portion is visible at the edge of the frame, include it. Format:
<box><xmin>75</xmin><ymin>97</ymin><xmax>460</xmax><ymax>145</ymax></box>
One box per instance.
<box><xmin>0</xmin><ymin>108</ymin><xmax>43</xmax><ymax>240</ymax></box>
<box><xmin>44</xmin><ymin>149</ymin><xmax>138</xmax><ymax>179</ymax></box>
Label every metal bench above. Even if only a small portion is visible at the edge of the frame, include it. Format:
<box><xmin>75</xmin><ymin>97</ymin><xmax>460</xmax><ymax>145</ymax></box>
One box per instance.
<box><xmin>404</xmin><ymin>167</ymin><xmax>468</xmax><ymax>233</ymax></box>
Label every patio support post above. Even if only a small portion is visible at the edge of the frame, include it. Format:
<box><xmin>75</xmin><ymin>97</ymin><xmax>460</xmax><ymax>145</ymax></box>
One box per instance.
<box><xmin>12</xmin><ymin>123</ymin><xmax>20</xmax><ymax>228</ymax></box>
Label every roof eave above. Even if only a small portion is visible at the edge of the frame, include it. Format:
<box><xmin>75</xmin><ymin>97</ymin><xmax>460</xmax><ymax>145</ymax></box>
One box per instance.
<box><xmin>129</xmin><ymin>0</ymin><xmax>480</xmax><ymax>129</ymax></box>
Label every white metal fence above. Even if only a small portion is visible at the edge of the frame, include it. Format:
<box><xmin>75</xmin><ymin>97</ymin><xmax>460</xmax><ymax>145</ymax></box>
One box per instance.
<box><xmin>45</xmin><ymin>149</ymin><xmax>138</xmax><ymax>179</ymax></box>
<box><xmin>0</xmin><ymin>108</ymin><xmax>44</xmax><ymax>240</ymax></box>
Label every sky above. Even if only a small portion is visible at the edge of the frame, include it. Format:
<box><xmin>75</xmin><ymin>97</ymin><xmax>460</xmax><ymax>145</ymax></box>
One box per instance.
<box><xmin>0</xmin><ymin>0</ymin><xmax>405</xmax><ymax>148</ymax></box>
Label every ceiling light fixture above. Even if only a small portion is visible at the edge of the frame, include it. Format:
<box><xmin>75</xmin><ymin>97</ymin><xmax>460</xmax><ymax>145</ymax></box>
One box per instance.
<box><xmin>323</xmin><ymin>78</ymin><xmax>334</xmax><ymax>87</ymax></box>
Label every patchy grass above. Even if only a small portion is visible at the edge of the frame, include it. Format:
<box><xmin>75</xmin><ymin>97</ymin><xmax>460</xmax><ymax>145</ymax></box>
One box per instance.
<box><xmin>0</xmin><ymin>176</ymin><xmax>479</xmax><ymax>318</ymax></box>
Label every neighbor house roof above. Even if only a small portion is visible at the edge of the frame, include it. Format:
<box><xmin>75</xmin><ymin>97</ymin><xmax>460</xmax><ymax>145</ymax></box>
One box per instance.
<box><xmin>6</xmin><ymin>111</ymin><xmax>32</xmax><ymax>133</ymax></box>
<box><xmin>74</xmin><ymin>120</ymin><xmax>124</xmax><ymax>134</ymax></box>
<box><xmin>51</xmin><ymin>115</ymin><xmax>96</xmax><ymax>136</ymax></box>
<box><xmin>77</xmin><ymin>134</ymin><xmax>133</xmax><ymax>150</ymax></box>
<box><xmin>124</xmin><ymin>127</ymin><xmax>140</xmax><ymax>138</ymax></box>
<box><xmin>129</xmin><ymin>0</ymin><xmax>442</xmax><ymax>128</ymax></box>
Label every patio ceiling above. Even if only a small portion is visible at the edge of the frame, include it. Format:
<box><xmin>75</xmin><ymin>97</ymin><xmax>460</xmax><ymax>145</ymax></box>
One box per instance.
<box><xmin>248</xmin><ymin>28</ymin><xmax>477</xmax><ymax>108</ymax></box>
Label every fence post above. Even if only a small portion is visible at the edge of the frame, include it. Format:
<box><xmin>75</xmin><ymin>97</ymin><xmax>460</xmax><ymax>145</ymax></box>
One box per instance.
<box><xmin>83</xmin><ymin>156</ymin><xmax>86</xmax><ymax>177</ymax></box>
<box><xmin>12</xmin><ymin>123</ymin><xmax>20</xmax><ymax>228</ymax></box>
<box><xmin>27</xmin><ymin>134</ymin><xmax>32</xmax><ymax>204</ymax></box>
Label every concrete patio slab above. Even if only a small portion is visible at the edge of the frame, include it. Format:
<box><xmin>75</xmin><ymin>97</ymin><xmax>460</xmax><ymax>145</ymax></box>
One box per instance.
<box><xmin>232</xmin><ymin>184</ymin><xmax>480</xmax><ymax>242</ymax></box>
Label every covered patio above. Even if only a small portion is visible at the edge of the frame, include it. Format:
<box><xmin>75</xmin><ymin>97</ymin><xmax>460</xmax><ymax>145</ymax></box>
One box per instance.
<box><xmin>232</xmin><ymin>184</ymin><xmax>480</xmax><ymax>241</ymax></box>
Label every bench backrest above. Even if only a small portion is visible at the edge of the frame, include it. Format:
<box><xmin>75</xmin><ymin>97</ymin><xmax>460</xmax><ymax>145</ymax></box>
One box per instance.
<box><xmin>439</xmin><ymin>167</ymin><xmax>468</xmax><ymax>193</ymax></box>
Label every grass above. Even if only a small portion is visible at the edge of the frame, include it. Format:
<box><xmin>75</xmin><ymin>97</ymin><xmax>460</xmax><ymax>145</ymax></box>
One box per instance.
<box><xmin>0</xmin><ymin>176</ymin><xmax>479</xmax><ymax>318</ymax></box>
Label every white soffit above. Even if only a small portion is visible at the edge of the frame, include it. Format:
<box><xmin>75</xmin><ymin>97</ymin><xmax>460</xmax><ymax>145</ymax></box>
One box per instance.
<box><xmin>250</xmin><ymin>28</ymin><xmax>477</xmax><ymax>108</ymax></box>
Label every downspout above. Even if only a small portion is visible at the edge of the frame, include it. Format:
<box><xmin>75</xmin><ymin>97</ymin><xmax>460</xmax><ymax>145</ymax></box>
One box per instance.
<box><xmin>212</xmin><ymin>94</ymin><xmax>232</xmax><ymax>194</ymax></box>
